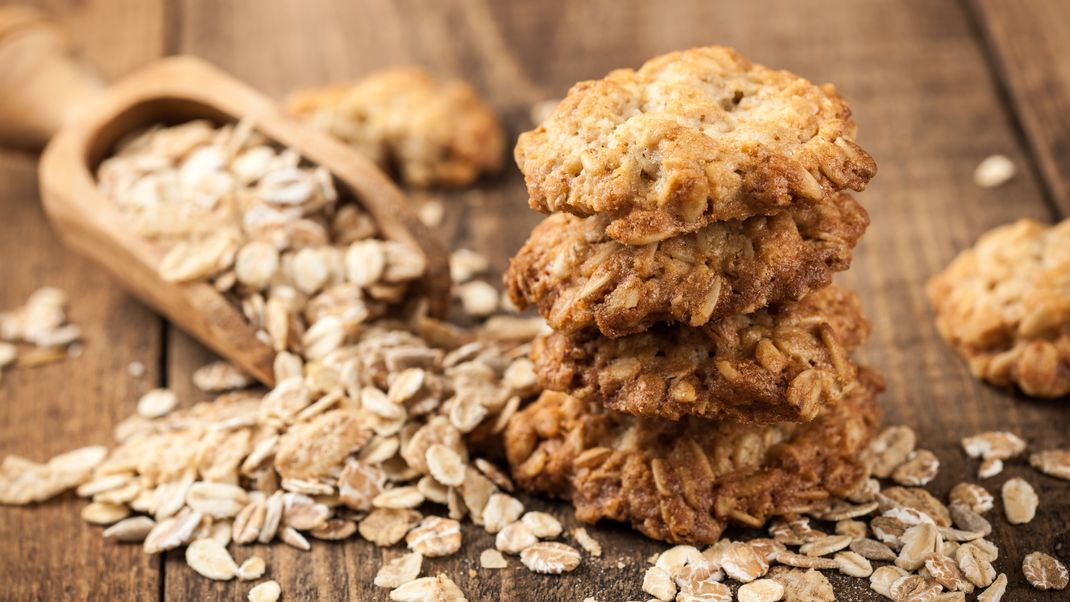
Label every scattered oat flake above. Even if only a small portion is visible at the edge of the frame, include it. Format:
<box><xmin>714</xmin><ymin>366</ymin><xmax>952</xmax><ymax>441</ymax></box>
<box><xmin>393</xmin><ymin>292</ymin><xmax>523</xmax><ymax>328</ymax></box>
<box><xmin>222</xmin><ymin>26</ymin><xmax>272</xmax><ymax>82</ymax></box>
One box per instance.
<box><xmin>359</xmin><ymin>508</ymin><xmax>421</xmax><ymax>547</ymax></box>
<box><xmin>144</xmin><ymin>508</ymin><xmax>202</xmax><ymax>554</ymax></box>
<box><xmin>426</xmin><ymin>444</ymin><xmax>466</xmax><ymax>487</ymax></box>
<box><xmin>774</xmin><ymin>568</ymin><xmax>835</xmax><ymax>602</ymax></box>
<box><xmin>769</xmin><ymin>516</ymin><xmax>824</xmax><ymax>546</ymax></box>
<box><xmin>373</xmin><ymin>486</ymin><xmax>425</xmax><ymax>510</ymax></box>
<box><xmin>374</xmin><ymin>552</ymin><xmax>423</xmax><ymax>589</ymax></box>
<box><xmin>949</xmin><ymin>504</ymin><xmax>991</xmax><ymax>536</ymax></box>
<box><xmin>799</xmin><ymin>534</ymin><xmax>851</xmax><ymax>557</ymax></box>
<box><xmin>417</xmin><ymin>200</ymin><xmax>445</xmax><ymax>228</ymax></box>
<box><xmin>737</xmin><ymin>579</ymin><xmax>785</xmax><ymax>602</ymax></box>
<box><xmin>961</xmin><ymin>431</ymin><xmax>1026</xmax><ymax>461</ymax></box>
<box><xmin>495</xmin><ymin>521</ymin><xmax>537</xmax><ymax>555</ymax></box>
<box><xmin>185</xmin><ymin>539</ymin><xmax>238</xmax><ymax>581</ymax></box>
<box><xmin>834</xmin><ymin>551</ymin><xmax>873</xmax><ymax>578</ymax></box>
<box><xmin>655</xmin><ymin>545</ymin><xmax>703</xmax><ymax>571</ymax></box>
<box><xmin>520</xmin><ymin>542</ymin><xmax>581</xmax><ymax>574</ymax></box>
<box><xmin>310</xmin><ymin>518</ymin><xmax>357</xmax><ymax>541</ymax></box>
<box><xmin>389</xmin><ymin>573</ymin><xmax>467</xmax><ymax>601</ymax></box>
<box><xmin>973</xmin><ymin>154</ymin><xmax>1016</xmax><ymax>188</ymax></box>
<box><xmin>137</xmin><ymin>388</ymin><xmax>177</xmax><ymax>419</ymax></box>
<box><xmin>449</xmin><ymin>249</ymin><xmax>489</xmax><ymax>284</ymax></box>
<box><xmin>236</xmin><ymin>556</ymin><xmax>266</xmax><ymax>581</ymax></box>
<box><xmin>480</xmin><ymin>548</ymin><xmax>507</xmax><ymax>569</ymax></box>
<box><xmin>867</xmin><ymin>425</ymin><xmax>917</xmax><ymax>478</ymax></box>
<box><xmin>925</xmin><ymin>552</ymin><xmax>974</xmax><ymax>593</ymax></box>
<box><xmin>978</xmin><ymin>458</ymin><xmax>1003</xmax><ymax>479</ymax></box>
<box><xmin>406</xmin><ymin>516</ymin><xmax>462</xmax><ymax>557</ymax></box>
<box><xmin>977</xmin><ymin>573</ymin><xmax>1007</xmax><ymax>602</ymax></box>
<box><xmin>572</xmin><ymin>527</ymin><xmax>602</xmax><ymax>557</ymax></box>
<box><xmin>849</xmin><ymin>538</ymin><xmax>896</xmax><ymax>561</ymax></box>
<box><xmin>869</xmin><ymin>565</ymin><xmax>908</xmax><ymax>598</ymax></box>
<box><xmin>1022</xmin><ymin>551</ymin><xmax>1068</xmax><ymax>591</ymax></box>
<box><xmin>103</xmin><ymin>516</ymin><xmax>155</xmax><ymax>542</ymax></box>
<box><xmin>482</xmin><ymin>493</ymin><xmax>523</xmax><ymax>534</ymax></box>
<box><xmin>896</xmin><ymin>523</ymin><xmax>942</xmax><ymax>571</ymax></box>
<box><xmin>892</xmin><ymin>449</ymin><xmax>939</xmax><ymax>486</ymax></box>
<box><xmin>949</xmin><ymin>482</ymin><xmax>994</xmax><ymax>514</ymax></box>
<box><xmin>957</xmin><ymin>542</ymin><xmax>997</xmax><ymax>588</ymax></box>
<box><xmin>1029</xmin><ymin>449</ymin><xmax>1070</xmax><ymax>480</ymax></box>
<box><xmin>642</xmin><ymin>566</ymin><xmax>677</xmax><ymax>601</ymax></box>
<box><xmin>248</xmin><ymin>580</ymin><xmax>281</xmax><ymax>602</ymax></box>
<box><xmin>1001</xmin><ymin>477</ymin><xmax>1038</xmax><ymax>524</ymax></box>
<box><xmin>774</xmin><ymin>550</ymin><xmax>837</xmax><ymax>570</ymax></box>
<box><xmin>457</xmin><ymin>281</ymin><xmax>499</xmax><ymax>317</ymax></box>
<box><xmin>720</xmin><ymin>541</ymin><xmax>769</xmax><ymax>582</ymax></box>
<box><xmin>520</xmin><ymin>511</ymin><xmax>561</xmax><ymax>539</ymax></box>
<box><xmin>192</xmin><ymin>360</ymin><xmax>254</xmax><ymax>392</ymax></box>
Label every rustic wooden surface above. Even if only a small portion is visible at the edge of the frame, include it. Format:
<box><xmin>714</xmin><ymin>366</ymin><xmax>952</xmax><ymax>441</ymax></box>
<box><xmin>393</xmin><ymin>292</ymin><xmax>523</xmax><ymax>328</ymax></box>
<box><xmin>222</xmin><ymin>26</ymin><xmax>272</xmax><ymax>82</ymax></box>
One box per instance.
<box><xmin>1</xmin><ymin>0</ymin><xmax>1069</xmax><ymax>600</ymax></box>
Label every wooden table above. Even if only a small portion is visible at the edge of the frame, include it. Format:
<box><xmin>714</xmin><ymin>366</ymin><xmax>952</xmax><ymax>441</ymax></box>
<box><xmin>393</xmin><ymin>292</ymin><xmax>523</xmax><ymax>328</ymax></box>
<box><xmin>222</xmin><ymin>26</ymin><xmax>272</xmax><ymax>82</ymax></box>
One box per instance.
<box><xmin>2</xmin><ymin>0</ymin><xmax>1069</xmax><ymax>599</ymax></box>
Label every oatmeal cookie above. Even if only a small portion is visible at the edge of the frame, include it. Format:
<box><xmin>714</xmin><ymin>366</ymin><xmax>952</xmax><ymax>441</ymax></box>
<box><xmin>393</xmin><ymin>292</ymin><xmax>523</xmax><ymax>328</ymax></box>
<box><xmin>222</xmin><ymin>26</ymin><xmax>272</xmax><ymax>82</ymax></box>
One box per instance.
<box><xmin>289</xmin><ymin>67</ymin><xmax>503</xmax><ymax>187</ymax></box>
<box><xmin>927</xmin><ymin>218</ymin><xmax>1070</xmax><ymax>397</ymax></box>
<box><xmin>533</xmin><ymin>286</ymin><xmax>868</xmax><ymax>423</ymax></box>
<box><xmin>505</xmin><ymin>368</ymin><xmax>883</xmax><ymax>545</ymax></box>
<box><xmin>514</xmin><ymin>46</ymin><xmax>876</xmax><ymax>244</ymax></box>
<box><xmin>507</xmin><ymin>192</ymin><xmax>868</xmax><ymax>338</ymax></box>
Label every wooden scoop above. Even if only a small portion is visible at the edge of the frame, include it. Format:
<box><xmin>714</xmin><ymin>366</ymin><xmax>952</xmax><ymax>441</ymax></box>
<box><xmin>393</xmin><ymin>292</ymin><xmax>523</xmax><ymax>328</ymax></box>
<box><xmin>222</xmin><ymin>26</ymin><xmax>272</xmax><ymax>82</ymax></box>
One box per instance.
<box><xmin>0</xmin><ymin>6</ymin><xmax>451</xmax><ymax>386</ymax></box>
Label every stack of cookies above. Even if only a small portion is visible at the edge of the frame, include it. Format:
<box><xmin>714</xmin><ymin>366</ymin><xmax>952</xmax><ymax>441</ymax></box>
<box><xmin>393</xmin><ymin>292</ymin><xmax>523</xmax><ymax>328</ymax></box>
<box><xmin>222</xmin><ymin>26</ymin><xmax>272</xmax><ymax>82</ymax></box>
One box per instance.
<box><xmin>503</xmin><ymin>47</ymin><xmax>881</xmax><ymax>544</ymax></box>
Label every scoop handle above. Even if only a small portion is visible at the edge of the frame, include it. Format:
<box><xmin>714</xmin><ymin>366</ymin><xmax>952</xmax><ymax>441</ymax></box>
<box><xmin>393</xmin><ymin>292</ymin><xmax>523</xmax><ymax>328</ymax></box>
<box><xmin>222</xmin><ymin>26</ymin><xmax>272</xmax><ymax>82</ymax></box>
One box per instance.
<box><xmin>0</xmin><ymin>6</ymin><xmax>103</xmax><ymax>151</ymax></box>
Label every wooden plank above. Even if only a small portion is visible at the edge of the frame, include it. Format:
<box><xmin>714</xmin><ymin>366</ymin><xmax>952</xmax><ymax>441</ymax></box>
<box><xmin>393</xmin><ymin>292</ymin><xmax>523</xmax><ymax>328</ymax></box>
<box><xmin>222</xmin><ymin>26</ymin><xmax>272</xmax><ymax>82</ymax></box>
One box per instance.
<box><xmin>971</xmin><ymin>0</ymin><xmax>1070</xmax><ymax>216</ymax></box>
<box><xmin>163</xmin><ymin>0</ymin><xmax>1069</xmax><ymax>600</ymax></box>
<box><xmin>0</xmin><ymin>1</ymin><xmax>167</xmax><ymax>599</ymax></box>
<box><xmin>0</xmin><ymin>4</ymin><xmax>164</xmax><ymax>602</ymax></box>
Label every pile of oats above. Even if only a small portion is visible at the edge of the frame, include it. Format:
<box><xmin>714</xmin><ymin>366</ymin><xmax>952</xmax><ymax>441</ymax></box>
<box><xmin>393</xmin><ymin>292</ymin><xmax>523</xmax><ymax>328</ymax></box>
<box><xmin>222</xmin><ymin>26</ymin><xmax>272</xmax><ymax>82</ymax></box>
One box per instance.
<box><xmin>97</xmin><ymin>119</ymin><xmax>428</xmax><ymax>358</ymax></box>
<box><xmin>0</xmin><ymin>286</ymin><xmax>83</xmax><ymax>382</ymax></box>
<box><xmin>0</xmin><ymin>309</ymin><xmax>550</xmax><ymax>600</ymax></box>
<box><xmin>621</xmin><ymin>426</ymin><xmax>1068</xmax><ymax>602</ymax></box>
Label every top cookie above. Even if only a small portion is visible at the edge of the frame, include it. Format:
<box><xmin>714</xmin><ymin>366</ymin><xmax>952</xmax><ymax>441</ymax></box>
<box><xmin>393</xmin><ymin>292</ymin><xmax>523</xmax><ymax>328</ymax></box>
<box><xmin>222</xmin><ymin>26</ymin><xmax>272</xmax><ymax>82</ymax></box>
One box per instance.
<box><xmin>289</xmin><ymin>67</ymin><xmax>504</xmax><ymax>187</ymax></box>
<box><xmin>927</xmin><ymin>218</ymin><xmax>1070</xmax><ymax>397</ymax></box>
<box><xmin>515</xmin><ymin>46</ymin><xmax>876</xmax><ymax>244</ymax></box>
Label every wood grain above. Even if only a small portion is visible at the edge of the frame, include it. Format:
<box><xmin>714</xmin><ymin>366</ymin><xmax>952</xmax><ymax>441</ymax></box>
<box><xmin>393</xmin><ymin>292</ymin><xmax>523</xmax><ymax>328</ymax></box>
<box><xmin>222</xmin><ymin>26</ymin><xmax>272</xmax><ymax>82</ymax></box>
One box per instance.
<box><xmin>0</xmin><ymin>3</ymin><xmax>166</xmax><ymax>599</ymax></box>
<box><xmin>972</xmin><ymin>0</ymin><xmax>1070</xmax><ymax>217</ymax></box>
<box><xmin>2</xmin><ymin>0</ymin><xmax>1069</xmax><ymax>599</ymax></box>
<box><xmin>165</xmin><ymin>0</ymin><xmax>1069</xmax><ymax>600</ymax></box>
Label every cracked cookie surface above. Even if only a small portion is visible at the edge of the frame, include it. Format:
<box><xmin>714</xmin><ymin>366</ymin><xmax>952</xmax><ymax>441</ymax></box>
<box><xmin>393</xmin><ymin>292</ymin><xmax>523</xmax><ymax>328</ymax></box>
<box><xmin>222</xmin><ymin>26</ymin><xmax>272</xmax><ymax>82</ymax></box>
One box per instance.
<box><xmin>532</xmin><ymin>286</ymin><xmax>869</xmax><ymax>423</ymax></box>
<box><xmin>507</xmin><ymin>192</ymin><xmax>868</xmax><ymax>338</ymax></box>
<box><xmin>289</xmin><ymin>67</ymin><xmax>503</xmax><ymax>187</ymax></box>
<box><xmin>927</xmin><ymin>218</ymin><xmax>1070</xmax><ymax>397</ymax></box>
<box><xmin>514</xmin><ymin>46</ymin><xmax>876</xmax><ymax>244</ymax></box>
<box><xmin>505</xmin><ymin>368</ymin><xmax>883</xmax><ymax>545</ymax></box>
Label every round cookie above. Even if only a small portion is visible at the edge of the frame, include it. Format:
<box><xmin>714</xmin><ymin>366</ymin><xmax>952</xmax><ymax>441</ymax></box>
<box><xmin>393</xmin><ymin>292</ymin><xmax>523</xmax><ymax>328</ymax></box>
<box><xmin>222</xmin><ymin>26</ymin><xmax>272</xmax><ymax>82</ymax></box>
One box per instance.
<box><xmin>515</xmin><ymin>46</ymin><xmax>876</xmax><ymax>244</ymax></box>
<box><xmin>505</xmin><ymin>368</ymin><xmax>883</xmax><ymax>545</ymax></box>
<box><xmin>532</xmin><ymin>285</ymin><xmax>869</xmax><ymax>424</ymax></box>
<box><xmin>507</xmin><ymin>192</ymin><xmax>868</xmax><ymax>338</ymax></box>
<box><xmin>289</xmin><ymin>67</ymin><xmax>503</xmax><ymax>187</ymax></box>
<box><xmin>927</xmin><ymin>218</ymin><xmax>1070</xmax><ymax>397</ymax></box>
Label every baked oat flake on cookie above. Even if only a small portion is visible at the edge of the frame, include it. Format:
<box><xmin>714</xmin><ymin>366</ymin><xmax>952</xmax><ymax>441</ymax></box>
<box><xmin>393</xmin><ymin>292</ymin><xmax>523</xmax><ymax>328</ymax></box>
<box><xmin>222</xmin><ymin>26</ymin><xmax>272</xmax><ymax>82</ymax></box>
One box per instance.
<box><xmin>507</xmin><ymin>191</ymin><xmax>868</xmax><ymax>338</ymax></box>
<box><xmin>505</xmin><ymin>368</ymin><xmax>883</xmax><ymax>545</ymax></box>
<box><xmin>289</xmin><ymin>67</ymin><xmax>504</xmax><ymax>187</ymax></box>
<box><xmin>928</xmin><ymin>218</ymin><xmax>1070</xmax><ymax>397</ymax></box>
<box><xmin>515</xmin><ymin>46</ymin><xmax>876</xmax><ymax>244</ymax></box>
<box><xmin>533</xmin><ymin>285</ymin><xmax>869</xmax><ymax>424</ymax></box>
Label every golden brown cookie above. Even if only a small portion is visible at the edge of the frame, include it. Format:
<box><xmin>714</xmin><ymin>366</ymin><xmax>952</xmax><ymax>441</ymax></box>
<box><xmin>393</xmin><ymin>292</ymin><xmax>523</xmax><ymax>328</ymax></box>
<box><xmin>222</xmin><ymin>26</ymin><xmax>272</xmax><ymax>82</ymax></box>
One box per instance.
<box><xmin>505</xmin><ymin>368</ymin><xmax>883</xmax><ymax>545</ymax></box>
<box><xmin>289</xmin><ymin>67</ymin><xmax>503</xmax><ymax>187</ymax></box>
<box><xmin>532</xmin><ymin>285</ymin><xmax>869</xmax><ymax>423</ymax></box>
<box><xmin>515</xmin><ymin>46</ymin><xmax>876</xmax><ymax>244</ymax></box>
<box><xmin>927</xmin><ymin>218</ymin><xmax>1070</xmax><ymax>397</ymax></box>
<box><xmin>507</xmin><ymin>192</ymin><xmax>868</xmax><ymax>338</ymax></box>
